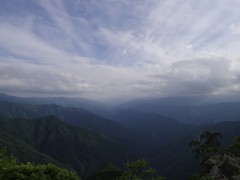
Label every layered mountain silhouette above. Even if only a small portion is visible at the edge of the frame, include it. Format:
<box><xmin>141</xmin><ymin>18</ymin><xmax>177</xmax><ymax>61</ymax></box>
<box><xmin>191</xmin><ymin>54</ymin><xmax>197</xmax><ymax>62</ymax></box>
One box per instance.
<box><xmin>1</xmin><ymin>93</ymin><xmax>240</xmax><ymax>180</ymax></box>
<box><xmin>0</xmin><ymin>100</ymin><xmax>159</xmax><ymax>155</ymax></box>
<box><xmin>110</xmin><ymin>108</ymin><xmax>194</xmax><ymax>146</ymax></box>
<box><xmin>0</xmin><ymin>93</ymin><xmax>109</xmax><ymax>116</ymax></box>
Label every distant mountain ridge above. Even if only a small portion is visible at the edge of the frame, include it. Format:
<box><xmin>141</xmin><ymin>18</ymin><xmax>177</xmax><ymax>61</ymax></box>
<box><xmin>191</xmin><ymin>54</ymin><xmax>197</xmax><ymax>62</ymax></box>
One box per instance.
<box><xmin>3</xmin><ymin>93</ymin><xmax>240</xmax><ymax>125</ymax></box>
<box><xmin>0</xmin><ymin>100</ymin><xmax>159</xmax><ymax>155</ymax></box>
<box><xmin>110</xmin><ymin>108</ymin><xmax>195</xmax><ymax>146</ymax></box>
<box><xmin>114</xmin><ymin>95</ymin><xmax>240</xmax><ymax>108</ymax></box>
<box><xmin>113</xmin><ymin>96</ymin><xmax>240</xmax><ymax>124</ymax></box>
<box><xmin>0</xmin><ymin>93</ymin><xmax>109</xmax><ymax>116</ymax></box>
<box><xmin>133</xmin><ymin>102</ymin><xmax>240</xmax><ymax>124</ymax></box>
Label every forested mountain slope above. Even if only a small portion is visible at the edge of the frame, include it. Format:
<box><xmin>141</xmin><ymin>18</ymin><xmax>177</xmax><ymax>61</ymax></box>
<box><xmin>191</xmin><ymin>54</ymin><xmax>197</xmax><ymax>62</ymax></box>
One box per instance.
<box><xmin>0</xmin><ymin>100</ymin><xmax>159</xmax><ymax>155</ymax></box>
<box><xmin>0</xmin><ymin>115</ymin><xmax>135</xmax><ymax>179</ymax></box>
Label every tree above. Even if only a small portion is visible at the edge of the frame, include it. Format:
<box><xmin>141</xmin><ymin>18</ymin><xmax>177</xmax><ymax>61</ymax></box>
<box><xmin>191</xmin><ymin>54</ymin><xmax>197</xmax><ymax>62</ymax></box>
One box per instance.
<box><xmin>0</xmin><ymin>147</ymin><xmax>17</xmax><ymax>169</ymax></box>
<box><xmin>115</xmin><ymin>159</ymin><xmax>165</xmax><ymax>180</ymax></box>
<box><xmin>188</xmin><ymin>131</ymin><xmax>222</xmax><ymax>165</ymax></box>
<box><xmin>188</xmin><ymin>133</ymin><xmax>240</xmax><ymax>180</ymax></box>
<box><xmin>223</xmin><ymin>135</ymin><xmax>240</xmax><ymax>157</ymax></box>
<box><xmin>0</xmin><ymin>147</ymin><xmax>80</xmax><ymax>180</ymax></box>
<box><xmin>86</xmin><ymin>164</ymin><xmax>122</xmax><ymax>180</ymax></box>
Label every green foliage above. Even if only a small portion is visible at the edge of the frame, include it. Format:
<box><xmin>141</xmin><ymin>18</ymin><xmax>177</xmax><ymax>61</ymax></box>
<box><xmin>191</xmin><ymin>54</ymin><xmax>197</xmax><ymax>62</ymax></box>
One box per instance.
<box><xmin>189</xmin><ymin>174</ymin><xmax>202</xmax><ymax>180</ymax></box>
<box><xmin>189</xmin><ymin>174</ymin><xmax>228</xmax><ymax>180</ymax></box>
<box><xmin>0</xmin><ymin>147</ymin><xmax>17</xmax><ymax>169</ymax></box>
<box><xmin>86</xmin><ymin>164</ymin><xmax>122</xmax><ymax>180</ymax></box>
<box><xmin>223</xmin><ymin>135</ymin><xmax>240</xmax><ymax>157</ymax></box>
<box><xmin>189</xmin><ymin>133</ymin><xmax>240</xmax><ymax>180</ymax></box>
<box><xmin>188</xmin><ymin>131</ymin><xmax>222</xmax><ymax>165</ymax></box>
<box><xmin>0</xmin><ymin>116</ymin><xmax>135</xmax><ymax>179</ymax></box>
<box><xmin>115</xmin><ymin>159</ymin><xmax>165</xmax><ymax>180</ymax></box>
<box><xmin>0</xmin><ymin>163</ymin><xmax>79</xmax><ymax>180</ymax></box>
<box><xmin>0</xmin><ymin>147</ymin><xmax>80</xmax><ymax>180</ymax></box>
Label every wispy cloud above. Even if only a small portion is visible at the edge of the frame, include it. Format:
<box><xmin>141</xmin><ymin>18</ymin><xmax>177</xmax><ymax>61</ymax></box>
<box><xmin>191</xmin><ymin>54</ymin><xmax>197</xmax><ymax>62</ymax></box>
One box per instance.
<box><xmin>1</xmin><ymin>0</ymin><xmax>240</xmax><ymax>100</ymax></box>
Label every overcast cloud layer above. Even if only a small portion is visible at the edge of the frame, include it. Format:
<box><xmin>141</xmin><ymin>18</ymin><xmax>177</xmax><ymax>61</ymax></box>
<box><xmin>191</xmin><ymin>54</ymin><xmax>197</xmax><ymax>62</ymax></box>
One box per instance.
<box><xmin>1</xmin><ymin>0</ymin><xmax>240</xmax><ymax>101</ymax></box>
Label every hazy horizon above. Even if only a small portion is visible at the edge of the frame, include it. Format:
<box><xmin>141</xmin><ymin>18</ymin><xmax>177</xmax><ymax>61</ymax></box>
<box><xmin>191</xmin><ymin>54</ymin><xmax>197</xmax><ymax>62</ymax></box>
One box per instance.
<box><xmin>2</xmin><ymin>92</ymin><xmax>240</xmax><ymax>108</ymax></box>
<box><xmin>1</xmin><ymin>1</ymin><xmax>240</xmax><ymax>101</ymax></box>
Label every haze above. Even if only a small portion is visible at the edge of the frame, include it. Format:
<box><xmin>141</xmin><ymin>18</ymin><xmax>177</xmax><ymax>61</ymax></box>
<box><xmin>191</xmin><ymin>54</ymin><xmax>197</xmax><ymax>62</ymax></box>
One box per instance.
<box><xmin>1</xmin><ymin>0</ymin><xmax>240</xmax><ymax>103</ymax></box>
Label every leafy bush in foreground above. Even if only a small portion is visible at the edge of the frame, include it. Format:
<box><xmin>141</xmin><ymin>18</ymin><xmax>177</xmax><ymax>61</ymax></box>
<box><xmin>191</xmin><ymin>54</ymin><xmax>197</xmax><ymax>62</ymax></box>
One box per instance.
<box><xmin>0</xmin><ymin>147</ymin><xmax>80</xmax><ymax>180</ymax></box>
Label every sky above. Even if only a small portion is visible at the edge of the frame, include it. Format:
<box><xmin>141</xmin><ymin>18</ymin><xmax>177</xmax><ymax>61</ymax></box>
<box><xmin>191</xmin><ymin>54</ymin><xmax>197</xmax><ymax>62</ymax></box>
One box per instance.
<box><xmin>1</xmin><ymin>0</ymin><xmax>240</xmax><ymax>102</ymax></box>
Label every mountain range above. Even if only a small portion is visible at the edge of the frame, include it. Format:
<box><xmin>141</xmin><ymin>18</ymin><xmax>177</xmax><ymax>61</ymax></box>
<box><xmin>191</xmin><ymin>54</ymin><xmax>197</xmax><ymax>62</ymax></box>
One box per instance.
<box><xmin>2</xmin><ymin>93</ymin><xmax>240</xmax><ymax>125</ymax></box>
<box><xmin>0</xmin><ymin>93</ymin><xmax>109</xmax><ymax>116</ymax></box>
<box><xmin>1</xmin><ymin>93</ymin><xmax>240</xmax><ymax>179</ymax></box>
<box><xmin>0</xmin><ymin>115</ymin><xmax>134</xmax><ymax>179</ymax></box>
<box><xmin>110</xmin><ymin>108</ymin><xmax>195</xmax><ymax>146</ymax></box>
<box><xmin>0</xmin><ymin>100</ymin><xmax>159</xmax><ymax>156</ymax></box>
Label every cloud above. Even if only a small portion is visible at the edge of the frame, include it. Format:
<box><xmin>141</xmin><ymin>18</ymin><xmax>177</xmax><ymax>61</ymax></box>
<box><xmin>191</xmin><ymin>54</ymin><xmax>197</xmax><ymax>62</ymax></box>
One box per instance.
<box><xmin>0</xmin><ymin>65</ymin><xmax>94</xmax><ymax>95</ymax></box>
<box><xmin>152</xmin><ymin>54</ymin><xmax>240</xmax><ymax>96</ymax></box>
<box><xmin>0</xmin><ymin>21</ymin><xmax>80</xmax><ymax>65</ymax></box>
<box><xmin>1</xmin><ymin>0</ymin><xmax>240</xmax><ymax>101</ymax></box>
